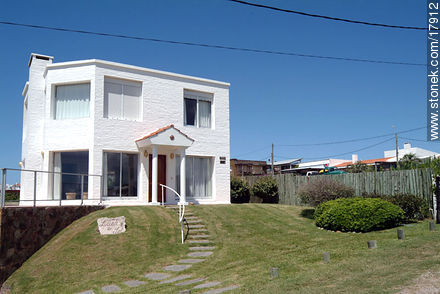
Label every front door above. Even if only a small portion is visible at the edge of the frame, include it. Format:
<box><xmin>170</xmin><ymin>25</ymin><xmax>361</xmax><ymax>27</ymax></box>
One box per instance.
<box><xmin>149</xmin><ymin>154</ymin><xmax>167</xmax><ymax>202</ymax></box>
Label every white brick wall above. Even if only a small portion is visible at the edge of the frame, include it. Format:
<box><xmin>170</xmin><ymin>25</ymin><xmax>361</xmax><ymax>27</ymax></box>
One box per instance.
<box><xmin>20</xmin><ymin>56</ymin><xmax>230</xmax><ymax>205</ymax></box>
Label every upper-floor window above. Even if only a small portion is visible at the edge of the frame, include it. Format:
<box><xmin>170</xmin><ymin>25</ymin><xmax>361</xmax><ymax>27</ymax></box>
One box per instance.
<box><xmin>104</xmin><ymin>78</ymin><xmax>141</xmax><ymax>121</ymax></box>
<box><xmin>184</xmin><ymin>90</ymin><xmax>212</xmax><ymax>128</ymax></box>
<box><xmin>55</xmin><ymin>83</ymin><xmax>90</xmax><ymax>120</ymax></box>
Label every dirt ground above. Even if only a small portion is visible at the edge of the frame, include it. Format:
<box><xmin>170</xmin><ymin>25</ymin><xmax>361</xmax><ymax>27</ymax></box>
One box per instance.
<box><xmin>398</xmin><ymin>272</ymin><xmax>440</xmax><ymax>294</ymax></box>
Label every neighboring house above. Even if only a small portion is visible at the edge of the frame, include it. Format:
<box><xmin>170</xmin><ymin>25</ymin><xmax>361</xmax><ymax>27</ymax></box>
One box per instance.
<box><xmin>272</xmin><ymin>158</ymin><xmax>347</xmax><ymax>175</ymax></box>
<box><xmin>267</xmin><ymin>158</ymin><xmax>302</xmax><ymax>174</ymax></box>
<box><xmin>19</xmin><ymin>53</ymin><xmax>230</xmax><ymax>206</ymax></box>
<box><xmin>230</xmin><ymin>159</ymin><xmax>268</xmax><ymax>177</ymax></box>
<box><xmin>334</xmin><ymin>156</ymin><xmax>395</xmax><ymax>171</ymax></box>
<box><xmin>384</xmin><ymin>143</ymin><xmax>439</xmax><ymax>160</ymax></box>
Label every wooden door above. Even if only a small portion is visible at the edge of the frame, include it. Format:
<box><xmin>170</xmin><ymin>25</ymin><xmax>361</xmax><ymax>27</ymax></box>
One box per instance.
<box><xmin>149</xmin><ymin>154</ymin><xmax>167</xmax><ymax>202</ymax></box>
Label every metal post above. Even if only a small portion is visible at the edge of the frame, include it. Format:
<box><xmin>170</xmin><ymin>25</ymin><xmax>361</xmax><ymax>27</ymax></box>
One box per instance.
<box><xmin>80</xmin><ymin>175</ymin><xmax>84</xmax><ymax>206</ymax></box>
<box><xmin>436</xmin><ymin>176</ymin><xmax>440</xmax><ymax>224</ymax></box>
<box><xmin>100</xmin><ymin>175</ymin><xmax>104</xmax><ymax>204</ymax></box>
<box><xmin>33</xmin><ymin>171</ymin><xmax>37</xmax><ymax>207</ymax></box>
<box><xmin>161</xmin><ymin>185</ymin><xmax>164</xmax><ymax>206</ymax></box>
<box><xmin>1</xmin><ymin>168</ymin><xmax>7</xmax><ymax>208</ymax></box>
<box><xmin>59</xmin><ymin>171</ymin><xmax>62</xmax><ymax>207</ymax></box>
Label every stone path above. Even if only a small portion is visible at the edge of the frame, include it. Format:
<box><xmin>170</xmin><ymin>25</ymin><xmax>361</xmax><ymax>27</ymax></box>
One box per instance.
<box><xmin>76</xmin><ymin>206</ymin><xmax>238</xmax><ymax>293</ymax></box>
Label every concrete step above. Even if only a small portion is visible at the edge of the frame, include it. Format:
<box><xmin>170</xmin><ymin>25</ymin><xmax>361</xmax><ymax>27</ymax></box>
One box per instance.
<box><xmin>189</xmin><ymin>246</ymin><xmax>215</xmax><ymax>251</ymax></box>
<box><xmin>188</xmin><ymin>240</ymin><xmax>212</xmax><ymax>244</ymax></box>
<box><xmin>188</xmin><ymin>229</ymin><xmax>208</xmax><ymax>233</ymax></box>
<box><xmin>188</xmin><ymin>224</ymin><xmax>206</xmax><ymax>229</ymax></box>
<box><xmin>186</xmin><ymin>220</ymin><xmax>203</xmax><ymax>224</ymax></box>
<box><xmin>189</xmin><ymin>235</ymin><xmax>211</xmax><ymax>239</ymax></box>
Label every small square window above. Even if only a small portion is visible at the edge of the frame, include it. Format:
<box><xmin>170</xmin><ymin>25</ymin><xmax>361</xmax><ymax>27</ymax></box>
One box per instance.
<box><xmin>184</xmin><ymin>90</ymin><xmax>212</xmax><ymax>128</ymax></box>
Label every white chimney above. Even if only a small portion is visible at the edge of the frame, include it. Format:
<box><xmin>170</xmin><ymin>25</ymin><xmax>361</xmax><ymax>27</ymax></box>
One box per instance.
<box><xmin>352</xmin><ymin>154</ymin><xmax>358</xmax><ymax>163</ymax></box>
<box><xmin>404</xmin><ymin>143</ymin><xmax>411</xmax><ymax>149</ymax></box>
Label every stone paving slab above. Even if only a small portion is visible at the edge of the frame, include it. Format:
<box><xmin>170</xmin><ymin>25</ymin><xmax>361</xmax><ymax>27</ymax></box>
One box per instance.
<box><xmin>163</xmin><ymin>264</ymin><xmax>193</xmax><ymax>271</ymax></box>
<box><xmin>187</xmin><ymin>220</ymin><xmax>203</xmax><ymax>224</ymax></box>
<box><xmin>185</xmin><ymin>216</ymin><xmax>200</xmax><ymax>220</ymax></box>
<box><xmin>101</xmin><ymin>285</ymin><xmax>121</xmax><ymax>293</ymax></box>
<box><xmin>189</xmin><ymin>246</ymin><xmax>216</xmax><ymax>251</ymax></box>
<box><xmin>188</xmin><ymin>251</ymin><xmax>213</xmax><ymax>257</ymax></box>
<box><xmin>144</xmin><ymin>272</ymin><xmax>172</xmax><ymax>280</ymax></box>
<box><xmin>189</xmin><ymin>229</ymin><xmax>208</xmax><ymax>232</ymax></box>
<box><xmin>188</xmin><ymin>224</ymin><xmax>206</xmax><ymax>229</ymax></box>
<box><xmin>189</xmin><ymin>240</ymin><xmax>212</xmax><ymax>243</ymax></box>
<box><xmin>178</xmin><ymin>258</ymin><xmax>206</xmax><ymax>264</ymax></box>
<box><xmin>202</xmin><ymin>285</ymin><xmax>240</xmax><ymax>294</ymax></box>
<box><xmin>159</xmin><ymin>274</ymin><xmax>192</xmax><ymax>284</ymax></box>
<box><xmin>77</xmin><ymin>291</ymin><xmax>94</xmax><ymax>294</ymax></box>
<box><xmin>175</xmin><ymin>277</ymin><xmax>207</xmax><ymax>286</ymax></box>
<box><xmin>193</xmin><ymin>281</ymin><xmax>221</xmax><ymax>289</ymax></box>
<box><xmin>123</xmin><ymin>280</ymin><xmax>146</xmax><ymax>287</ymax></box>
<box><xmin>189</xmin><ymin>234</ymin><xmax>211</xmax><ymax>238</ymax></box>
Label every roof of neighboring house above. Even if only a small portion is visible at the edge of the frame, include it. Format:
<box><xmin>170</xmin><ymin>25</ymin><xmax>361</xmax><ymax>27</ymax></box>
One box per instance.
<box><xmin>231</xmin><ymin>159</ymin><xmax>268</xmax><ymax>165</ymax></box>
<box><xmin>269</xmin><ymin>158</ymin><xmax>302</xmax><ymax>166</ymax></box>
<box><xmin>135</xmin><ymin>124</ymin><xmax>194</xmax><ymax>142</ymax></box>
<box><xmin>334</xmin><ymin>157</ymin><xmax>394</xmax><ymax>168</ymax></box>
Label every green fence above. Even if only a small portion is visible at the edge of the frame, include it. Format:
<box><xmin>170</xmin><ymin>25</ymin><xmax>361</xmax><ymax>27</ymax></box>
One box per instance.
<box><xmin>243</xmin><ymin>168</ymin><xmax>434</xmax><ymax>206</ymax></box>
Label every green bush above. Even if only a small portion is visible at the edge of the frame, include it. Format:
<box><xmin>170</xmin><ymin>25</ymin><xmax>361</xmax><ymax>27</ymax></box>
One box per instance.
<box><xmin>298</xmin><ymin>177</ymin><xmax>355</xmax><ymax>206</ymax></box>
<box><xmin>314</xmin><ymin>197</ymin><xmax>405</xmax><ymax>232</ymax></box>
<box><xmin>230</xmin><ymin>177</ymin><xmax>250</xmax><ymax>203</ymax></box>
<box><xmin>362</xmin><ymin>192</ymin><xmax>430</xmax><ymax>221</ymax></box>
<box><xmin>251</xmin><ymin>176</ymin><xmax>279</xmax><ymax>203</ymax></box>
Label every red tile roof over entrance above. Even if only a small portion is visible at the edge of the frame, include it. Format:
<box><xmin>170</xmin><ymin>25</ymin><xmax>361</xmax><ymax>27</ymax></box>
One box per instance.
<box><xmin>135</xmin><ymin>124</ymin><xmax>194</xmax><ymax>142</ymax></box>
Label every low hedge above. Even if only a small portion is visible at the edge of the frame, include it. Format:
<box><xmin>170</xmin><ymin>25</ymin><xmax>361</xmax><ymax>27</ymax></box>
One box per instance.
<box><xmin>230</xmin><ymin>177</ymin><xmax>250</xmax><ymax>203</ymax></box>
<box><xmin>251</xmin><ymin>176</ymin><xmax>279</xmax><ymax>203</ymax></box>
<box><xmin>314</xmin><ymin>197</ymin><xmax>405</xmax><ymax>232</ymax></box>
<box><xmin>362</xmin><ymin>192</ymin><xmax>430</xmax><ymax>221</ymax></box>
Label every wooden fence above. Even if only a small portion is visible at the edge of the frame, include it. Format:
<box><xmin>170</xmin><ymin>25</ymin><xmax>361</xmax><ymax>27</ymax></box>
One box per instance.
<box><xmin>243</xmin><ymin>168</ymin><xmax>434</xmax><ymax>206</ymax></box>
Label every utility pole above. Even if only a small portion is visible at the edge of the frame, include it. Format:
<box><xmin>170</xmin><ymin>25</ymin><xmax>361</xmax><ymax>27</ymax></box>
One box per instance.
<box><xmin>395</xmin><ymin>133</ymin><xmax>400</xmax><ymax>169</ymax></box>
<box><xmin>271</xmin><ymin>143</ymin><xmax>274</xmax><ymax>176</ymax></box>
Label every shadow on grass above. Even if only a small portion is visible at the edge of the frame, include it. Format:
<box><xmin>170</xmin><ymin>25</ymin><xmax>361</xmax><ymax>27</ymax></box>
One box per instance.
<box><xmin>300</xmin><ymin>208</ymin><xmax>315</xmax><ymax>220</ymax></box>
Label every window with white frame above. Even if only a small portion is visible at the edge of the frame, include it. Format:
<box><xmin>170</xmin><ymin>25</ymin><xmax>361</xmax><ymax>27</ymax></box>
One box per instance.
<box><xmin>184</xmin><ymin>90</ymin><xmax>212</xmax><ymax>128</ymax></box>
<box><xmin>54</xmin><ymin>83</ymin><xmax>90</xmax><ymax>119</ymax></box>
<box><xmin>103</xmin><ymin>152</ymin><xmax>138</xmax><ymax>197</ymax></box>
<box><xmin>185</xmin><ymin>156</ymin><xmax>213</xmax><ymax>199</ymax></box>
<box><xmin>104</xmin><ymin>78</ymin><xmax>142</xmax><ymax>121</ymax></box>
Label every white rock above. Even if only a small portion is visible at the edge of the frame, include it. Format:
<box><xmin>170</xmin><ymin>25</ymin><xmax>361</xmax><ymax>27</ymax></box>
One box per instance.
<box><xmin>97</xmin><ymin>216</ymin><xmax>126</xmax><ymax>235</ymax></box>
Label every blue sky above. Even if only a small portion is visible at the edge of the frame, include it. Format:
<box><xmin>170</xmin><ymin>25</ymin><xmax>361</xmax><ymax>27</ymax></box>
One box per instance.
<box><xmin>0</xmin><ymin>0</ymin><xmax>435</xmax><ymax>182</ymax></box>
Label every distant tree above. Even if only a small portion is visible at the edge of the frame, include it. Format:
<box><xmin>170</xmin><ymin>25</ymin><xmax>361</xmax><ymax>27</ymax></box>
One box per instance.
<box><xmin>399</xmin><ymin>153</ymin><xmax>422</xmax><ymax>170</ymax></box>
<box><xmin>346</xmin><ymin>161</ymin><xmax>375</xmax><ymax>173</ymax></box>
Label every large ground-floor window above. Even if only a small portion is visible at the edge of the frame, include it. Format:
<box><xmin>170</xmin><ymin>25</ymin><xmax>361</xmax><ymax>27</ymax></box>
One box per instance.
<box><xmin>53</xmin><ymin>151</ymin><xmax>89</xmax><ymax>200</ymax></box>
<box><xmin>184</xmin><ymin>156</ymin><xmax>213</xmax><ymax>199</ymax></box>
<box><xmin>103</xmin><ymin>152</ymin><xmax>138</xmax><ymax>197</ymax></box>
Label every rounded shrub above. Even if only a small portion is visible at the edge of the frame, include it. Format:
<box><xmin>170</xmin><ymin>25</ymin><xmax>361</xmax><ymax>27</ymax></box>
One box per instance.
<box><xmin>230</xmin><ymin>177</ymin><xmax>250</xmax><ymax>203</ymax></box>
<box><xmin>251</xmin><ymin>176</ymin><xmax>279</xmax><ymax>203</ymax></box>
<box><xmin>298</xmin><ymin>177</ymin><xmax>355</xmax><ymax>206</ymax></box>
<box><xmin>314</xmin><ymin>197</ymin><xmax>405</xmax><ymax>232</ymax></box>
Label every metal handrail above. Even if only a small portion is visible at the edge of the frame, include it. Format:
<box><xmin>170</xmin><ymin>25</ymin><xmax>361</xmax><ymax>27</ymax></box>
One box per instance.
<box><xmin>159</xmin><ymin>184</ymin><xmax>186</xmax><ymax>244</ymax></box>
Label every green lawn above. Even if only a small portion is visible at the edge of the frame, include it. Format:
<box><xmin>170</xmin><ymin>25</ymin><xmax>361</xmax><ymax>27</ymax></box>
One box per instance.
<box><xmin>5</xmin><ymin>204</ymin><xmax>440</xmax><ymax>293</ymax></box>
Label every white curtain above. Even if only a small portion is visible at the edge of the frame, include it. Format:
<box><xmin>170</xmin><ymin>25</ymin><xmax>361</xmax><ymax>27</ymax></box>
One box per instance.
<box><xmin>104</xmin><ymin>81</ymin><xmax>140</xmax><ymax>120</ymax></box>
<box><xmin>53</xmin><ymin>153</ymin><xmax>61</xmax><ymax>200</ymax></box>
<box><xmin>198</xmin><ymin>100</ymin><xmax>211</xmax><ymax>128</ymax></box>
<box><xmin>55</xmin><ymin>84</ymin><xmax>90</xmax><ymax>119</ymax></box>
<box><xmin>105</xmin><ymin>82</ymin><xmax>122</xmax><ymax>119</ymax></box>
<box><xmin>123</xmin><ymin>85</ymin><xmax>141</xmax><ymax>120</ymax></box>
<box><xmin>186</xmin><ymin>157</ymin><xmax>212</xmax><ymax>198</ymax></box>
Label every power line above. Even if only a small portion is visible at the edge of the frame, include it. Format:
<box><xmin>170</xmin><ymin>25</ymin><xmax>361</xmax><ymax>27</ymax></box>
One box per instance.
<box><xmin>301</xmin><ymin>137</ymin><xmax>395</xmax><ymax>160</ymax></box>
<box><xmin>228</xmin><ymin>0</ymin><xmax>427</xmax><ymax>31</ymax></box>
<box><xmin>0</xmin><ymin>20</ymin><xmax>426</xmax><ymax>67</ymax></box>
<box><xmin>277</xmin><ymin>126</ymin><xmax>426</xmax><ymax>147</ymax></box>
<box><xmin>400</xmin><ymin>136</ymin><xmax>440</xmax><ymax>143</ymax></box>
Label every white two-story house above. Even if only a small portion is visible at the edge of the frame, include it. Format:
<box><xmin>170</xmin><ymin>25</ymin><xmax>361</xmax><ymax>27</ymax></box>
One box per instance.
<box><xmin>19</xmin><ymin>53</ymin><xmax>230</xmax><ymax>206</ymax></box>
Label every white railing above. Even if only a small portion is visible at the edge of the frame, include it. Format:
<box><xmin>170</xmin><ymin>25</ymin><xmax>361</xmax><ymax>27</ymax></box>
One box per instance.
<box><xmin>160</xmin><ymin>184</ymin><xmax>186</xmax><ymax>244</ymax></box>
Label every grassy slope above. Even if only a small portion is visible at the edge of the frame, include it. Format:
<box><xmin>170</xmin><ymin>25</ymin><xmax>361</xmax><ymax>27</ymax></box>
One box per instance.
<box><xmin>5</xmin><ymin>204</ymin><xmax>440</xmax><ymax>293</ymax></box>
